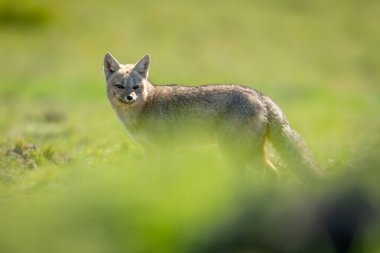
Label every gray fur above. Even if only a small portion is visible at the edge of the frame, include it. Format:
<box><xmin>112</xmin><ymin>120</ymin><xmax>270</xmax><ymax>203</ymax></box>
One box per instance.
<box><xmin>104</xmin><ymin>53</ymin><xmax>322</xmax><ymax>178</ymax></box>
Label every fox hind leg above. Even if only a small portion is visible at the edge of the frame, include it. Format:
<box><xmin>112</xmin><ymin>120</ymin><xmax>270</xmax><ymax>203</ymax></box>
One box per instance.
<box><xmin>217</xmin><ymin>128</ymin><xmax>273</xmax><ymax>177</ymax></box>
<box><xmin>263</xmin><ymin>135</ymin><xmax>279</xmax><ymax>174</ymax></box>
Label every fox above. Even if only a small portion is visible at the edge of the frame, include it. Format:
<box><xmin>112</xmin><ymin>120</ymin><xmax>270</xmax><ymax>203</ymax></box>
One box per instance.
<box><xmin>103</xmin><ymin>53</ymin><xmax>322</xmax><ymax>178</ymax></box>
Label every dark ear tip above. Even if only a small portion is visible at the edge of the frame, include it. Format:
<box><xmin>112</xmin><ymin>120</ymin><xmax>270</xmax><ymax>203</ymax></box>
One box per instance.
<box><xmin>104</xmin><ymin>52</ymin><xmax>112</xmax><ymax>60</ymax></box>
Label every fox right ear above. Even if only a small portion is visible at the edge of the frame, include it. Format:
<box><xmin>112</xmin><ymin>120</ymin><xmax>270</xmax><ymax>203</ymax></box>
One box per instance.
<box><xmin>134</xmin><ymin>55</ymin><xmax>150</xmax><ymax>79</ymax></box>
<box><xmin>104</xmin><ymin>53</ymin><xmax>120</xmax><ymax>79</ymax></box>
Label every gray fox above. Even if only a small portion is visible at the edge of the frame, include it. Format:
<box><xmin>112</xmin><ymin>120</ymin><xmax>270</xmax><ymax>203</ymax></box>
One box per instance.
<box><xmin>103</xmin><ymin>53</ymin><xmax>322</xmax><ymax>178</ymax></box>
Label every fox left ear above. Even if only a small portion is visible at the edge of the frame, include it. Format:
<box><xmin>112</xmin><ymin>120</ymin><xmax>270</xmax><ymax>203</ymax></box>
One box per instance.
<box><xmin>134</xmin><ymin>55</ymin><xmax>150</xmax><ymax>79</ymax></box>
<box><xmin>104</xmin><ymin>53</ymin><xmax>120</xmax><ymax>79</ymax></box>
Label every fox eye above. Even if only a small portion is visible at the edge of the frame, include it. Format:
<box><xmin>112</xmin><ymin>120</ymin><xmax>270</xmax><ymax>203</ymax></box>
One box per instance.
<box><xmin>115</xmin><ymin>84</ymin><xmax>124</xmax><ymax>89</ymax></box>
<box><xmin>133</xmin><ymin>85</ymin><xmax>139</xmax><ymax>90</ymax></box>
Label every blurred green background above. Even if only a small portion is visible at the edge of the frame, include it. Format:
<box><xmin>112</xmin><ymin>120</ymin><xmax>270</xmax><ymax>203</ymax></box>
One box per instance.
<box><xmin>1</xmin><ymin>0</ymin><xmax>379</xmax><ymax>252</ymax></box>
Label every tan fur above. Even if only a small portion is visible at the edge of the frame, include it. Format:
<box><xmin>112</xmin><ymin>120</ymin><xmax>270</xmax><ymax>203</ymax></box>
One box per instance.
<box><xmin>103</xmin><ymin>53</ymin><xmax>322</xmax><ymax>178</ymax></box>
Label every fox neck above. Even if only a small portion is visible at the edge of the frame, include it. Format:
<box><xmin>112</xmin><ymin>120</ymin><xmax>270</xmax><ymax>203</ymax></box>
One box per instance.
<box><xmin>143</xmin><ymin>79</ymin><xmax>155</xmax><ymax>100</ymax></box>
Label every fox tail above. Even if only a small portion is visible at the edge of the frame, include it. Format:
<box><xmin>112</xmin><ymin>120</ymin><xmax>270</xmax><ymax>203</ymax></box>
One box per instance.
<box><xmin>262</xmin><ymin>96</ymin><xmax>323</xmax><ymax>179</ymax></box>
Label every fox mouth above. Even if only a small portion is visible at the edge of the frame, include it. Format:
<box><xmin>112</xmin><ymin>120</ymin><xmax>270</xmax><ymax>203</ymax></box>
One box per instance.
<box><xmin>117</xmin><ymin>97</ymin><xmax>135</xmax><ymax>105</ymax></box>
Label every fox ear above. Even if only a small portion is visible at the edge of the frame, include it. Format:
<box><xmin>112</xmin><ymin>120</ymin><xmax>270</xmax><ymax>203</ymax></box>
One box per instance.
<box><xmin>104</xmin><ymin>53</ymin><xmax>120</xmax><ymax>79</ymax></box>
<box><xmin>134</xmin><ymin>55</ymin><xmax>150</xmax><ymax>79</ymax></box>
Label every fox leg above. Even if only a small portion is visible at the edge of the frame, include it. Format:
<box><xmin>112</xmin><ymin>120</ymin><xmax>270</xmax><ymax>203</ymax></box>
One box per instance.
<box><xmin>263</xmin><ymin>134</ymin><xmax>279</xmax><ymax>176</ymax></box>
<box><xmin>217</xmin><ymin>131</ymin><xmax>269</xmax><ymax>176</ymax></box>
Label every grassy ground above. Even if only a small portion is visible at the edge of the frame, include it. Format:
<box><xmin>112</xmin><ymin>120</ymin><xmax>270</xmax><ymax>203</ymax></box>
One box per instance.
<box><xmin>1</xmin><ymin>0</ymin><xmax>380</xmax><ymax>252</ymax></box>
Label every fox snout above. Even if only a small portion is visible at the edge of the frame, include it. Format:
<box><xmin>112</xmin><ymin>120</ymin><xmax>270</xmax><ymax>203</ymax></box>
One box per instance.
<box><xmin>118</xmin><ymin>92</ymin><xmax>137</xmax><ymax>104</ymax></box>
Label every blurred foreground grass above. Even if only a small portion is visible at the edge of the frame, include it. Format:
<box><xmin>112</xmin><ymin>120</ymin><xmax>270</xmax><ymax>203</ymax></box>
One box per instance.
<box><xmin>1</xmin><ymin>0</ymin><xmax>380</xmax><ymax>252</ymax></box>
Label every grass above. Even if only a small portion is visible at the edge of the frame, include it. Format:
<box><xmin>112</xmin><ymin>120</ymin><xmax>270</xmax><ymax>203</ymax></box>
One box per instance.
<box><xmin>1</xmin><ymin>0</ymin><xmax>380</xmax><ymax>252</ymax></box>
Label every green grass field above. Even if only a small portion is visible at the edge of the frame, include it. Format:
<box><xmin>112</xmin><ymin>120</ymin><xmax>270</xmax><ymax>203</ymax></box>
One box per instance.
<box><xmin>1</xmin><ymin>0</ymin><xmax>380</xmax><ymax>252</ymax></box>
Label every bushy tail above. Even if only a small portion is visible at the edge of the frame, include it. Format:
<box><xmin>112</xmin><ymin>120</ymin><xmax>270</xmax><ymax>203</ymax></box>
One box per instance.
<box><xmin>263</xmin><ymin>96</ymin><xmax>323</xmax><ymax>178</ymax></box>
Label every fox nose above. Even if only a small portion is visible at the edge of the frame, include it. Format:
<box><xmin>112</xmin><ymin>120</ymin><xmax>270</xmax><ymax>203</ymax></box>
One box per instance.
<box><xmin>126</xmin><ymin>95</ymin><xmax>133</xmax><ymax>101</ymax></box>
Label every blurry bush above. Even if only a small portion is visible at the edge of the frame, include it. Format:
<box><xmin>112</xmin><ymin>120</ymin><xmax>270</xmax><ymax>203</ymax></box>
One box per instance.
<box><xmin>193</xmin><ymin>140</ymin><xmax>380</xmax><ymax>253</ymax></box>
<box><xmin>0</xmin><ymin>2</ymin><xmax>51</xmax><ymax>28</ymax></box>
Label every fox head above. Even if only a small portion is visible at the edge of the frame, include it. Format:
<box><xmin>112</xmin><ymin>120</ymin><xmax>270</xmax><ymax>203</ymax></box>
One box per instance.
<box><xmin>103</xmin><ymin>53</ymin><xmax>151</xmax><ymax>108</ymax></box>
